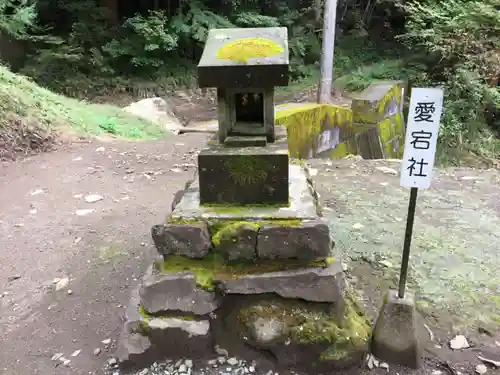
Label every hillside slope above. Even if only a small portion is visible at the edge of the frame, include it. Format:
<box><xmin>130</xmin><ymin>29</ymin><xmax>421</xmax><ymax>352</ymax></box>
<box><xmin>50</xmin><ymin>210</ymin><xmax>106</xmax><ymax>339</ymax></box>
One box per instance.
<box><xmin>0</xmin><ymin>66</ymin><xmax>164</xmax><ymax>159</ymax></box>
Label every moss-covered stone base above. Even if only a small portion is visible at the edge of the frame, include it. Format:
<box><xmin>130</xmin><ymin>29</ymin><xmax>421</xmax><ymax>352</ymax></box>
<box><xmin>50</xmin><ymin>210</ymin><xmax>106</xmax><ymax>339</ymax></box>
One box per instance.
<box><xmin>212</xmin><ymin>293</ymin><xmax>371</xmax><ymax>371</ymax></box>
<box><xmin>156</xmin><ymin>252</ymin><xmax>334</xmax><ymax>291</ymax></box>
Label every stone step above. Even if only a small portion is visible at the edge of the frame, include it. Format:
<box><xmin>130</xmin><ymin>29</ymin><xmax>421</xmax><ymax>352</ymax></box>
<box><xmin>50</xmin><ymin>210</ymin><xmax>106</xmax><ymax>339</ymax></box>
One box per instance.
<box><xmin>138</xmin><ymin>259</ymin><xmax>346</xmax><ymax>317</ymax></box>
<box><xmin>117</xmin><ymin>282</ymin><xmax>370</xmax><ymax>373</ymax></box>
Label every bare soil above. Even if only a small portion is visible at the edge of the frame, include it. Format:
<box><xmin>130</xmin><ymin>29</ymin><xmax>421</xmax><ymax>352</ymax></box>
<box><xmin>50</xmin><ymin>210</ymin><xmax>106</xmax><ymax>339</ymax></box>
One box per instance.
<box><xmin>0</xmin><ymin>134</ymin><xmax>210</xmax><ymax>375</ymax></box>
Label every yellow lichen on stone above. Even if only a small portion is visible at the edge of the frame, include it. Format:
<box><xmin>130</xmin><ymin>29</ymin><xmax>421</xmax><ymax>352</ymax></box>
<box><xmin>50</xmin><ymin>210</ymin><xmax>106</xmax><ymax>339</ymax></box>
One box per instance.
<box><xmin>216</xmin><ymin>38</ymin><xmax>284</xmax><ymax>64</ymax></box>
<box><xmin>275</xmin><ymin>103</ymin><xmax>353</xmax><ymax>159</ymax></box>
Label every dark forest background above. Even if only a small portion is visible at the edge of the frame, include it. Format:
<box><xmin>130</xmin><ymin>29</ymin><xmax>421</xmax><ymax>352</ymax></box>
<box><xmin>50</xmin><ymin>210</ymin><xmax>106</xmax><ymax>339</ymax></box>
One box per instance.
<box><xmin>1</xmin><ymin>0</ymin><xmax>499</xmax><ymax>159</ymax></box>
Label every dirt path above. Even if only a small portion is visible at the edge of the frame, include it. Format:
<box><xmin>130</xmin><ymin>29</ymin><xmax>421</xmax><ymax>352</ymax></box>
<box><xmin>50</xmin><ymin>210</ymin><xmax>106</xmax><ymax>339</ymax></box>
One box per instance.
<box><xmin>2</xmin><ymin>133</ymin><xmax>500</xmax><ymax>375</ymax></box>
<box><xmin>0</xmin><ymin>134</ymin><xmax>210</xmax><ymax>375</ymax></box>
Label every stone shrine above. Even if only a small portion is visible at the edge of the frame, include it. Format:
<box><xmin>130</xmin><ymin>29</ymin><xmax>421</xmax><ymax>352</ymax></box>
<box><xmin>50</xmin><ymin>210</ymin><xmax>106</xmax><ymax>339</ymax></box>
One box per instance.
<box><xmin>116</xmin><ymin>27</ymin><xmax>370</xmax><ymax>374</ymax></box>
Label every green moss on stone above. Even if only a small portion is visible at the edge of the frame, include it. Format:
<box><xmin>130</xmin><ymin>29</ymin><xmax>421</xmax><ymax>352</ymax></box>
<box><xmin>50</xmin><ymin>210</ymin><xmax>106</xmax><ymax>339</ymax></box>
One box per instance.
<box><xmin>166</xmin><ymin>218</ymin><xmax>202</xmax><ymax>225</ymax></box>
<box><xmin>223</xmin><ymin>156</ymin><xmax>271</xmax><ymax>186</ymax></box>
<box><xmin>157</xmin><ymin>253</ymin><xmax>332</xmax><ymax>291</ymax></box>
<box><xmin>237</xmin><ymin>296</ymin><xmax>370</xmax><ymax>361</ymax></box>
<box><xmin>211</xmin><ymin>221</ymin><xmax>260</xmax><ymax>248</ymax></box>
<box><xmin>138</xmin><ymin>305</ymin><xmax>196</xmax><ymax>320</ymax></box>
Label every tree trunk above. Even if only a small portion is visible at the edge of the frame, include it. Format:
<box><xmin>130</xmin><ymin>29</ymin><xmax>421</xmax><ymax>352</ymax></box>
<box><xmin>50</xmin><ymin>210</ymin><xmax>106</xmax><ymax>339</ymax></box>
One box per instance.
<box><xmin>102</xmin><ymin>0</ymin><xmax>119</xmax><ymax>24</ymax></box>
<box><xmin>317</xmin><ymin>0</ymin><xmax>338</xmax><ymax>104</ymax></box>
<box><xmin>314</xmin><ymin>0</ymin><xmax>322</xmax><ymax>25</ymax></box>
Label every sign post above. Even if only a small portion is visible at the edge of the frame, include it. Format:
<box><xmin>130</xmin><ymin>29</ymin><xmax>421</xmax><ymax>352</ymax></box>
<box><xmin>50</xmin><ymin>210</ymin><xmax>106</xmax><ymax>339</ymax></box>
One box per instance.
<box><xmin>398</xmin><ymin>87</ymin><xmax>444</xmax><ymax>298</ymax></box>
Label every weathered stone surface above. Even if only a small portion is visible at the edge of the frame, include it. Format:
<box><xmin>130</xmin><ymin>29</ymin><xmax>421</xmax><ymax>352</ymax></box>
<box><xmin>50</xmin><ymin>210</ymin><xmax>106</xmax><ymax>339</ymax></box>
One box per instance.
<box><xmin>197</xmin><ymin>141</ymin><xmax>289</xmax><ymax>205</ymax></box>
<box><xmin>249</xmin><ymin>316</ymin><xmax>286</xmax><ymax>345</ymax></box>
<box><xmin>117</xmin><ymin>286</ymin><xmax>214</xmax><ymax>369</ymax></box>
<box><xmin>139</xmin><ymin>265</ymin><xmax>219</xmax><ymax>315</ymax></box>
<box><xmin>216</xmin><ymin>296</ymin><xmax>369</xmax><ymax>371</ymax></box>
<box><xmin>218</xmin><ymin>260</ymin><xmax>345</xmax><ymax>303</ymax></box>
<box><xmin>197</xmin><ymin>27</ymin><xmax>289</xmax><ymax>89</ymax></box>
<box><xmin>172</xmin><ymin>163</ymin><xmax>319</xmax><ymax>220</ymax></box>
<box><xmin>214</xmin><ymin>222</ymin><xmax>258</xmax><ymax>261</ymax></box>
<box><xmin>224</xmin><ymin>135</ymin><xmax>267</xmax><ymax>147</ymax></box>
<box><xmin>151</xmin><ymin>222</ymin><xmax>211</xmax><ymax>259</ymax></box>
<box><xmin>371</xmin><ymin>290</ymin><xmax>422</xmax><ymax>369</ymax></box>
<box><xmin>123</xmin><ymin>97</ymin><xmax>184</xmax><ymax>134</ymax></box>
<box><xmin>256</xmin><ymin>219</ymin><xmax>332</xmax><ymax>260</ymax></box>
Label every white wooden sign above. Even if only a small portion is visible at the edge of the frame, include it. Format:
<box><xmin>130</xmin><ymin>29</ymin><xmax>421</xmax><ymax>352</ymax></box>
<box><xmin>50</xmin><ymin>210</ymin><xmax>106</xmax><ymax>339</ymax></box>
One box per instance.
<box><xmin>400</xmin><ymin>87</ymin><xmax>444</xmax><ymax>189</ymax></box>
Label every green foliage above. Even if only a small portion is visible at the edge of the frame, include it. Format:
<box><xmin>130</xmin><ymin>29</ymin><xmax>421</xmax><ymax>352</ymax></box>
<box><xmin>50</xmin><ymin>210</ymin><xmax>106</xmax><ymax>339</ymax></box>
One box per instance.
<box><xmin>398</xmin><ymin>0</ymin><xmax>500</xmax><ymax>141</ymax></box>
<box><xmin>102</xmin><ymin>11</ymin><xmax>179</xmax><ymax>73</ymax></box>
<box><xmin>0</xmin><ymin>0</ymin><xmax>38</xmax><ymax>38</ymax></box>
<box><xmin>4</xmin><ymin>0</ymin><xmax>499</xmax><ymax>163</ymax></box>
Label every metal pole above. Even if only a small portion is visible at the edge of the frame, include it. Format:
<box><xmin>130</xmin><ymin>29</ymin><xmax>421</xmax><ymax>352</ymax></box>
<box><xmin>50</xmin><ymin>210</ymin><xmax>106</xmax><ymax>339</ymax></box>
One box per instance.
<box><xmin>398</xmin><ymin>187</ymin><xmax>418</xmax><ymax>298</ymax></box>
<box><xmin>317</xmin><ymin>0</ymin><xmax>338</xmax><ymax>104</ymax></box>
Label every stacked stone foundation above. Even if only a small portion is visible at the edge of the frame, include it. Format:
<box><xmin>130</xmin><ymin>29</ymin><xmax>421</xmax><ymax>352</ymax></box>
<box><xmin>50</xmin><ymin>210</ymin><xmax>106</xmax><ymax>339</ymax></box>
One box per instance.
<box><xmin>116</xmin><ymin>164</ymin><xmax>371</xmax><ymax>373</ymax></box>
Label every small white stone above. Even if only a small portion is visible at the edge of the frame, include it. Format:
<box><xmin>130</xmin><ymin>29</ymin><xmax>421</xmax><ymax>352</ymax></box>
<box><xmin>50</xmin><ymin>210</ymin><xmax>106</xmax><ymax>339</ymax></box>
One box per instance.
<box><xmin>375</xmin><ymin>166</ymin><xmax>398</xmax><ymax>175</ymax></box>
<box><xmin>449</xmin><ymin>335</ymin><xmax>470</xmax><ymax>350</ymax></box>
<box><xmin>184</xmin><ymin>359</ymin><xmax>193</xmax><ymax>368</ymax></box>
<box><xmin>55</xmin><ymin>277</ymin><xmax>69</xmax><ymax>291</ymax></box>
<box><xmin>30</xmin><ymin>189</ymin><xmax>44</xmax><ymax>196</ymax></box>
<box><xmin>102</xmin><ymin>338</ymin><xmax>112</xmax><ymax>346</ymax></box>
<box><xmin>108</xmin><ymin>357</ymin><xmax>117</xmax><ymax>366</ymax></box>
<box><xmin>352</xmin><ymin>223</ymin><xmax>364</xmax><ymax>230</ymax></box>
<box><xmin>70</xmin><ymin>350</ymin><xmax>81</xmax><ymax>357</ymax></box>
<box><xmin>379</xmin><ymin>260</ymin><xmax>393</xmax><ymax>268</ymax></box>
<box><xmin>67</xmin><ymin>289</ymin><xmax>73</xmax><ymax>295</ymax></box>
<box><xmin>431</xmin><ymin>370</ymin><xmax>443</xmax><ymax>375</ymax></box>
<box><xmin>84</xmin><ymin>194</ymin><xmax>104</xmax><ymax>203</ymax></box>
<box><xmin>476</xmin><ymin>364</ymin><xmax>488</xmax><ymax>374</ymax></box>
<box><xmin>51</xmin><ymin>353</ymin><xmax>64</xmax><ymax>361</ymax></box>
<box><xmin>96</xmin><ymin>147</ymin><xmax>105</xmax><ymax>152</ymax></box>
<box><xmin>227</xmin><ymin>357</ymin><xmax>239</xmax><ymax>366</ymax></box>
<box><xmin>76</xmin><ymin>209</ymin><xmax>95</xmax><ymax>216</ymax></box>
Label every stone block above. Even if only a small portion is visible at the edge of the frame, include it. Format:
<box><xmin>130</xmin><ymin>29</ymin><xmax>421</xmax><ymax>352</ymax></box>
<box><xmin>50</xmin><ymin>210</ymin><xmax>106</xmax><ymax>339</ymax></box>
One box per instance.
<box><xmin>197</xmin><ymin>142</ymin><xmax>289</xmax><ymax>205</ymax></box>
<box><xmin>151</xmin><ymin>222</ymin><xmax>211</xmax><ymax>259</ymax></box>
<box><xmin>197</xmin><ymin>27</ymin><xmax>289</xmax><ymax>89</ymax></box>
<box><xmin>256</xmin><ymin>219</ymin><xmax>332</xmax><ymax>260</ymax></box>
<box><xmin>116</xmin><ymin>286</ymin><xmax>214</xmax><ymax>370</ymax></box>
<box><xmin>370</xmin><ymin>290</ymin><xmax>422</xmax><ymax>369</ymax></box>
<box><xmin>213</xmin><ymin>296</ymin><xmax>370</xmax><ymax>372</ymax></box>
<box><xmin>139</xmin><ymin>265</ymin><xmax>219</xmax><ymax>315</ymax></box>
<box><xmin>171</xmin><ymin>164</ymin><xmax>320</xmax><ymax>220</ymax></box>
<box><xmin>224</xmin><ymin>135</ymin><xmax>267</xmax><ymax>147</ymax></box>
<box><xmin>218</xmin><ymin>260</ymin><xmax>345</xmax><ymax>303</ymax></box>
<box><xmin>213</xmin><ymin>222</ymin><xmax>259</xmax><ymax>261</ymax></box>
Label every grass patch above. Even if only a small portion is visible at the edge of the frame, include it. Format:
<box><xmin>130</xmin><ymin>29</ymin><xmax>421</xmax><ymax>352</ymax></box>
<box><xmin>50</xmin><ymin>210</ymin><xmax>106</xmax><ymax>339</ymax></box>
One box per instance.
<box><xmin>0</xmin><ymin>65</ymin><xmax>166</xmax><ymax>140</ymax></box>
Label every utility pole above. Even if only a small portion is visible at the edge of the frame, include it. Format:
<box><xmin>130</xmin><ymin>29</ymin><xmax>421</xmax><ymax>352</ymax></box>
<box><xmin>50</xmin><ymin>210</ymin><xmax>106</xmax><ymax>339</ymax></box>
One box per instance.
<box><xmin>317</xmin><ymin>0</ymin><xmax>338</xmax><ymax>104</ymax></box>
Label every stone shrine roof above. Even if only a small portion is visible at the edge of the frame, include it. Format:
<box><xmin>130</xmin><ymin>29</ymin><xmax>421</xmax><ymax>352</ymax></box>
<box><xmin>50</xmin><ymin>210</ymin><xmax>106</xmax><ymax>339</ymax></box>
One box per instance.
<box><xmin>197</xmin><ymin>27</ymin><xmax>289</xmax><ymax>89</ymax></box>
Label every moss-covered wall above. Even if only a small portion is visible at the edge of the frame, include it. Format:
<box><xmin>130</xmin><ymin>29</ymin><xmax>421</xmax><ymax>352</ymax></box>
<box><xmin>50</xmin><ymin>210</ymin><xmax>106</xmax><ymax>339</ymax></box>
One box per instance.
<box><xmin>275</xmin><ymin>80</ymin><xmax>406</xmax><ymax>160</ymax></box>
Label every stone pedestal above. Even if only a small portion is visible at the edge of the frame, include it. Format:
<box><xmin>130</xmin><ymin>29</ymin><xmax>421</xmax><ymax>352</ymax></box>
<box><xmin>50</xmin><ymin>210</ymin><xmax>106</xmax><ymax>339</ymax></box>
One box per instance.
<box><xmin>197</xmin><ymin>128</ymin><xmax>289</xmax><ymax>205</ymax></box>
<box><xmin>117</xmin><ymin>164</ymin><xmax>371</xmax><ymax>373</ymax></box>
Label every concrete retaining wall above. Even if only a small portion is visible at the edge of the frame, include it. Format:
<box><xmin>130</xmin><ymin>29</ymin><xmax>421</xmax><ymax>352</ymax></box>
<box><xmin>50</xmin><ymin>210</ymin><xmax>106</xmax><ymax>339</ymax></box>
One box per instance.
<box><xmin>275</xmin><ymin>80</ymin><xmax>406</xmax><ymax>160</ymax></box>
